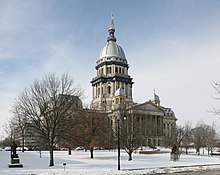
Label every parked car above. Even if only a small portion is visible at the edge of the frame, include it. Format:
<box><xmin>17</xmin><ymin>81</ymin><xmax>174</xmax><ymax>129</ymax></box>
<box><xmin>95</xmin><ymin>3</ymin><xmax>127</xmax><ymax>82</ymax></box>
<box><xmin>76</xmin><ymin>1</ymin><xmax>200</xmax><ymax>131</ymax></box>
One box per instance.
<box><xmin>4</xmin><ymin>146</ymin><xmax>11</xmax><ymax>151</ymax></box>
<box><xmin>75</xmin><ymin>147</ymin><xmax>84</xmax><ymax>151</ymax></box>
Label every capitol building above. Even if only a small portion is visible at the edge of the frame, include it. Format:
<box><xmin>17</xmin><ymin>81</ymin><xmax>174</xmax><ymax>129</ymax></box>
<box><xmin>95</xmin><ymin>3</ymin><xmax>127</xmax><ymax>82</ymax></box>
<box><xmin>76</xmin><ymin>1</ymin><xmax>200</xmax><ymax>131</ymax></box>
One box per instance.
<box><xmin>90</xmin><ymin>17</ymin><xmax>177</xmax><ymax>146</ymax></box>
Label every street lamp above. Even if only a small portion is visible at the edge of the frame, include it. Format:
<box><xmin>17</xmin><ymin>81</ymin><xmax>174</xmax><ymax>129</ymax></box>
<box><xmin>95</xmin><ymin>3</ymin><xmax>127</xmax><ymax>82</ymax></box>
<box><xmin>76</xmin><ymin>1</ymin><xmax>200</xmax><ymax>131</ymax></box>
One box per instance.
<box><xmin>117</xmin><ymin>116</ymin><xmax>120</xmax><ymax>170</ymax></box>
<box><xmin>117</xmin><ymin>112</ymin><xmax>126</xmax><ymax>171</ymax></box>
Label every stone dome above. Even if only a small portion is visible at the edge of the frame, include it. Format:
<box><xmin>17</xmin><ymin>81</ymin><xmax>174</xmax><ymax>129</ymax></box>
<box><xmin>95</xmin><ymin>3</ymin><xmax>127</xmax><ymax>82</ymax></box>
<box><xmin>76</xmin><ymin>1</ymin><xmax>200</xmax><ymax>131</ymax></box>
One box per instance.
<box><xmin>96</xmin><ymin>16</ymin><xmax>127</xmax><ymax>66</ymax></box>
<box><xmin>99</xmin><ymin>41</ymin><xmax>126</xmax><ymax>60</ymax></box>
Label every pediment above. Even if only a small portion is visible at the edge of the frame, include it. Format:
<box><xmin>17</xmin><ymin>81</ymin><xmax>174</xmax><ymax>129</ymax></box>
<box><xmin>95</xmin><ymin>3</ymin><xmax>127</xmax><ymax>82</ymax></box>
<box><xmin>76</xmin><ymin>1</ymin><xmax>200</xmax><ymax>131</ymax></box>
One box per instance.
<box><xmin>133</xmin><ymin>101</ymin><xmax>165</xmax><ymax>116</ymax></box>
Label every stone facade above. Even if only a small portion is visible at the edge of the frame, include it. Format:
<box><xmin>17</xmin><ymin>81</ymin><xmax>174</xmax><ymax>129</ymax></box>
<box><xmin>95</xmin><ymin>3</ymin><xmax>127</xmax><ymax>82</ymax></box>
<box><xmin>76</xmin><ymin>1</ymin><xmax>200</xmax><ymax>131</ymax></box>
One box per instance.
<box><xmin>90</xmin><ymin>17</ymin><xmax>177</xmax><ymax>146</ymax></box>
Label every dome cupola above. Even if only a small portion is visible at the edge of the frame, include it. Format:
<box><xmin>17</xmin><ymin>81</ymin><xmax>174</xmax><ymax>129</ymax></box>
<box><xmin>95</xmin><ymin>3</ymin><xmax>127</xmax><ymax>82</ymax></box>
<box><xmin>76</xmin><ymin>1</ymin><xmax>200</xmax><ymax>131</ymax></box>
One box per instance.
<box><xmin>91</xmin><ymin>15</ymin><xmax>134</xmax><ymax>111</ymax></box>
<box><xmin>107</xmin><ymin>16</ymin><xmax>117</xmax><ymax>42</ymax></box>
<box><xmin>96</xmin><ymin>15</ymin><xmax>127</xmax><ymax>67</ymax></box>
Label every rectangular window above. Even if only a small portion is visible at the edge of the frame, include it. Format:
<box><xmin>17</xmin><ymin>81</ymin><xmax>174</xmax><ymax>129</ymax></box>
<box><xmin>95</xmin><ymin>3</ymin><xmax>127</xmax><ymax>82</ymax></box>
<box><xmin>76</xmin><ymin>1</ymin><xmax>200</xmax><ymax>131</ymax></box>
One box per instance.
<box><xmin>115</xmin><ymin>67</ymin><xmax>118</xmax><ymax>73</ymax></box>
<box><xmin>122</xmin><ymin>68</ymin><xmax>124</xmax><ymax>74</ymax></box>
<box><xmin>107</xmin><ymin>67</ymin><xmax>112</xmax><ymax>74</ymax></box>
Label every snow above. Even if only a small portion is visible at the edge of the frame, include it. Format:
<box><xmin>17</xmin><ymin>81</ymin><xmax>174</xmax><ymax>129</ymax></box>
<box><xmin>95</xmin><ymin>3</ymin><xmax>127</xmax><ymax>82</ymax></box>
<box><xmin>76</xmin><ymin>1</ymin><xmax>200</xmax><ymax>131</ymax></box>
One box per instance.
<box><xmin>0</xmin><ymin>148</ymin><xmax>220</xmax><ymax>175</ymax></box>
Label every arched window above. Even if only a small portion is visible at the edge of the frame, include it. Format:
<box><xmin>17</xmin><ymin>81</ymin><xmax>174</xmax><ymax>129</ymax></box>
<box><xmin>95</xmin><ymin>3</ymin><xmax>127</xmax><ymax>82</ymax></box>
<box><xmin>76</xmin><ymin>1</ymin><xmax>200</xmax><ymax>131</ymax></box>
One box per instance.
<box><xmin>116</xmin><ymin>98</ymin><xmax>119</xmax><ymax>104</ymax></box>
<box><xmin>158</xmin><ymin>140</ymin><xmax>161</xmax><ymax>146</ymax></box>
<box><xmin>107</xmin><ymin>86</ymin><xmax>111</xmax><ymax>94</ymax></box>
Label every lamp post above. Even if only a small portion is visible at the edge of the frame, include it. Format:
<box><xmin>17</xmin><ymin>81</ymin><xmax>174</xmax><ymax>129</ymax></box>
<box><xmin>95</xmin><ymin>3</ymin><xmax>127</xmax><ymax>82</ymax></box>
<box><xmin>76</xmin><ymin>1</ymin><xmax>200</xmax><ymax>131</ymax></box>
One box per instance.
<box><xmin>117</xmin><ymin>117</ymin><xmax>120</xmax><ymax>170</ymax></box>
<box><xmin>117</xmin><ymin>112</ymin><xmax>126</xmax><ymax>171</ymax></box>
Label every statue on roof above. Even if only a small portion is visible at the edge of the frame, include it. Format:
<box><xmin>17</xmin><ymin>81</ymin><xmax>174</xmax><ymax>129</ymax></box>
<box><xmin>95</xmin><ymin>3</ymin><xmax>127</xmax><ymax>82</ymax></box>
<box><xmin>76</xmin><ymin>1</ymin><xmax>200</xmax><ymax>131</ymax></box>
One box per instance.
<box><xmin>152</xmin><ymin>90</ymin><xmax>160</xmax><ymax>106</ymax></box>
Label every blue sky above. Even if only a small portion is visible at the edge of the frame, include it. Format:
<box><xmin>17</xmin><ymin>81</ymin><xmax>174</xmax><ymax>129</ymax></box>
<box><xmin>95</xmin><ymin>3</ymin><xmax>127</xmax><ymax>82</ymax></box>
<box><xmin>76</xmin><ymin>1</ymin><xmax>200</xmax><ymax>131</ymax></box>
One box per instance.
<box><xmin>1</xmin><ymin>0</ymin><xmax>220</xmax><ymax>136</ymax></box>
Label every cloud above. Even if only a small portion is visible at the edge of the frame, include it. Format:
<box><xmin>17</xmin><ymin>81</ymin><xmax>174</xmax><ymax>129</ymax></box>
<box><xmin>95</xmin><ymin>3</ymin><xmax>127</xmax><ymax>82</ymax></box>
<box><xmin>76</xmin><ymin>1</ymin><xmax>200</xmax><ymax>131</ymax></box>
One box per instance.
<box><xmin>129</xmin><ymin>36</ymin><xmax>220</xmax><ymax>125</ymax></box>
<box><xmin>38</xmin><ymin>38</ymin><xmax>92</xmax><ymax>103</ymax></box>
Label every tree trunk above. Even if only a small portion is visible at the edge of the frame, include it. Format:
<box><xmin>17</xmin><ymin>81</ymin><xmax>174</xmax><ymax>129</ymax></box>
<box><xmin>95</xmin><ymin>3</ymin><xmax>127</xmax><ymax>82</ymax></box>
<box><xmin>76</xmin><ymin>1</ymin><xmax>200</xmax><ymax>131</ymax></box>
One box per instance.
<box><xmin>185</xmin><ymin>147</ymin><xmax>188</xmax><ymax>154</ymax></box>
<box><xmin>90</xmin><ymin>147</ymin><xmax>94</xmax><ymax>159</ymax></box>
<box><xmin>68</xmin><ymin>147</ymin><xmax>71</xmax><ymax>155</ymax></box>
<box><xmin>196</xmin><ymin>147</ymin><xmax>200</xmax><ymax>155</ymax></box>
<box><xmin>22</xmin><ymin>135</ymin><xmax>25</xmax><ymax>152</ymax></box>
<box><xmin>49</xmin><ymin>146</ymin><xmax>54</xmax><ymax>166</ymax></box>
<box><xmin>39</xmin><ymin>150</ymin><xmax>42</xmax><ymax>158</ymax></box>
<box><xmin>128</xmin><ymin>151</ymin><xmax>132</xmax><ymax>161</ymax></box>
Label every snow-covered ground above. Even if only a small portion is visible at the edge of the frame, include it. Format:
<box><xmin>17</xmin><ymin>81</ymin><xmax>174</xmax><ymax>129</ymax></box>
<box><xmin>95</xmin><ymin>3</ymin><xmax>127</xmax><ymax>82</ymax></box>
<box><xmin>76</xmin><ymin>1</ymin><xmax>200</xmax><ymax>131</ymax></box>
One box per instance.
<box><xmin>0</xmin><ymin>148</ymin><xmax>220</xmax><ymax>175</ymax></box>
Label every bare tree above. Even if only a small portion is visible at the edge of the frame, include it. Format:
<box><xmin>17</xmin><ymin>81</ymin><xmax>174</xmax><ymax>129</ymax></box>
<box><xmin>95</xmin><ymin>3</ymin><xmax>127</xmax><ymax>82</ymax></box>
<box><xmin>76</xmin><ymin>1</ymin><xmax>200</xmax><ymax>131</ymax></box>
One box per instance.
<box><xmin>120</xmin><ymin>111</ymin><xmax>142</xmax><ymax>161</ymax></box>
<box><xmin>72</xmin><ymin>109</ymin><xmax>109</xmax><ymax>159</ymax></box>
<box><xmin>172</xmin><ymin>121</ymin><xmax>193</xmax><ymax>155</ymax></box>
<box><xmin>181</xmin><ymin>121</ymin><xmax>193</xmax><ymax>154</ymax></box>
<box><xmin>11</xmin><ymin>105</ymin><xmax>28</xmax><ymax>152</ymax></box>
<box><xmin>191</xmin><ymin>121</ymin><xmax>209</xmax><ymax>155</ymax></box>
<box><xmin>2</xmin><ymin>118</ymin><xmax>15</xmax><ymax>146</ymax></box>
<box><xmin>14</xmin><ymin>73</ymin><xmax>84</xmax><ymax>166</ymax></box>
<box><xmin>192</xmin><ymin>123</ymin><xmax>202</xmax><ymax>155</ymax></box>
<box><xmin>211</xmin><ymin>81</ymin><xmax>220</xmax><ymax>115</ymax></box>
<box><xmin>204</xmin><ymin>123</ymin><xmax>216</xmax><ymax>155</ymax></box>
<box><xmin>174</xmin><ymin>125</ymin><xmax>184</xmax><ymax>154</ymax></box>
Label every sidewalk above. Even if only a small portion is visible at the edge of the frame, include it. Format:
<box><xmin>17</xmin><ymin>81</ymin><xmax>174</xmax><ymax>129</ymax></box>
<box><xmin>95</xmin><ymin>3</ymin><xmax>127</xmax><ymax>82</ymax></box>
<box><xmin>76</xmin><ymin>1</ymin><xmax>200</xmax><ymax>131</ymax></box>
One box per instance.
<box><xmin>122</xmin><ymin>164</ymin><xmax>220</xmax><ymax>175</ymax></box>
